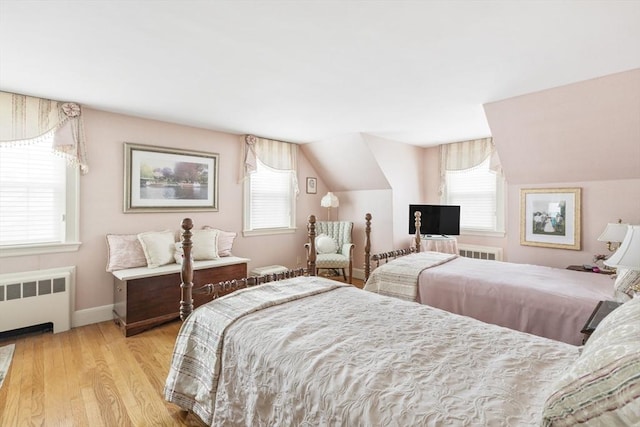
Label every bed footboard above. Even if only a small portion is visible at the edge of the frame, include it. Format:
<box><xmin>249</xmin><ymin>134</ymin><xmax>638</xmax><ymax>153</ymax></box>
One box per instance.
<box><xmin>180</xmin><ymin>217</ymin><xmax>317</xmax><ymax>320</ymax></box>
<box><xmin>363</xmin><ymin>211</ymin><xmax>423</xmax><ymax>283</ymax></box>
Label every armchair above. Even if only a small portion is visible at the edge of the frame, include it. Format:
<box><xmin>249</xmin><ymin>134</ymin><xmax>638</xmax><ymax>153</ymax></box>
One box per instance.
<box><xmin>306</xmin><ymin>220</ymin><xmax>354</xmax><ymax>284</ymax></box>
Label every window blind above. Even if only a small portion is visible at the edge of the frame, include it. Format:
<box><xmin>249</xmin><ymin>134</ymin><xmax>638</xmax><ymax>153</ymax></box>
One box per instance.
<box><xmin>0</xmin><ymin>140</ymin><xmax>66</xmax><ymax>245</ymax></box>
<box><xmin>445</xmin><ymin>157</ymin><xmax>496</xmax><ymax>231</ymax></box>
<box><xmin>249</xmin><ymin>160</ymin><xmax>292</xmax><ymax>230</ymax></box>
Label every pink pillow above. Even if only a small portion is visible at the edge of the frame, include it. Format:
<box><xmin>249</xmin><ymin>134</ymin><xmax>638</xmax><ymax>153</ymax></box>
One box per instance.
<box><xmin>105</xmin><ymin>234</ymin><xmax>148</xmax><ymax>272</ymax></box>
<box><xmin>203</xmin><ymin>226</ymin><xmax>237</xmax><ymax>257</ymax></box>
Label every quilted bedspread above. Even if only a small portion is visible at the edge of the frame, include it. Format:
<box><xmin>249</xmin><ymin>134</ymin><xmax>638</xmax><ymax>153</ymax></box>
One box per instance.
<box><xmin>164</xmin><ymin>276</ymin><xmax>579</xmax><ymax>426</ymax></box>
<box><xmin>362</xmin><ymin>251</ymin><xmax>457</xmax><ymax>301</ymax></box>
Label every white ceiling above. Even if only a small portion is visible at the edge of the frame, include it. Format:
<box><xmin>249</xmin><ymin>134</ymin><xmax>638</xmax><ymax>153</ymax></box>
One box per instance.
<box><xmin>1</xmin><ymin>1</ymin><xmax>639</xmax><ymax>147</ymax></box>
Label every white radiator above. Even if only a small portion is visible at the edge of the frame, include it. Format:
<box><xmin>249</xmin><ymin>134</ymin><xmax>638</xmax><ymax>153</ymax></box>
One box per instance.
<box><xmin>458</xmin><ymin>244</ymin><xmax>503</xmax><ymax>261</ymax></box>
<box><xmin>0</xmin><ymin>266</ymin><xmax>75</xmax><ymax>334</ymax></box>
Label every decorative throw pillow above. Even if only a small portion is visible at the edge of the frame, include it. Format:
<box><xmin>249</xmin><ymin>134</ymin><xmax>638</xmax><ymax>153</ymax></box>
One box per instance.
<box><xmin>105</xmin><ymin>234</ymin><xmax>148</xmax><ymax>272</ymax></box>
<box><xmin>316</xmin><ymin>234</ymin><xmax>338</xmax><ymax>254</ymax></box>
<box><xmin>137</xmin><ymin>230</ymin><xmax>176</xmax><ymax>268</ymax></box>
<box><xmin>174</xmin><ymin>229</ymin><xmax>219</xmax><ymax>263</ymax></box>
<box><xmin>203</xmin><ymin>226</ymin><xmax>237</xmax><ymax>257</ymax></box>
<box><xmin>541</xmin><ymin>297</ymin><xmax>640</xmax><ymax>427</ymax></box>
<box><xmin>613</xmin><ymin>268</ymin><xmax>640</xmax><ymax>300</ymax></box>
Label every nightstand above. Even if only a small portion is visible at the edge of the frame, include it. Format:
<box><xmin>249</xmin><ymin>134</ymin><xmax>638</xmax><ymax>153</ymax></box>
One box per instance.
<box><xmin>567</xmin><ymin>265</ymin><xmax>615</xmax><ymax>275</ymax></box>
<box><xmin>580</xmin><ymin>300</ymin><xmax>623</xmax><ymax>344</ymax></box>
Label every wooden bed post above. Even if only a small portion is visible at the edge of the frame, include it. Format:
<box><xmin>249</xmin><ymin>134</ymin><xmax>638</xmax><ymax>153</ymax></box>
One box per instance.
<box><xmin>414</xmin><ymin>211</ymin><xmax>422</xmax><ymax>252</ymax></box>
<box><xmin>307</xmin><ymin>215</ymin><xmax>317</xmax><ymax>276</ymax></box>
<box><xmin>180</xmin><ymin>218</ymin><xmax>194</xmax><ymax>320</ymax></box>
<box><xmin>364</xmin><ymin>213</ymin><xmax>372</xmax><ymax>282</ymax></box>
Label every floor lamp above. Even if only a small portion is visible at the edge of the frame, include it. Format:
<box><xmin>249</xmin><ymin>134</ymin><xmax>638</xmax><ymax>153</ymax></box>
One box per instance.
<box><xmin>321</xmin><ymin>192</ymin><xmax>339</xmax><ymax>220</ymax></box>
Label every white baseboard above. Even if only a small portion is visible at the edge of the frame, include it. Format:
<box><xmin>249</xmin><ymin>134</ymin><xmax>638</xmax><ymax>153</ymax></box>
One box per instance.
<box><xmin>72</xmin><ymin>304</ymin><xmax>114</xmax><ymax>328</ymax></box>
<box><xmin>353</xmin><ymin>268</ymin><xmax>365</xmax><ymax>281</ymax></box>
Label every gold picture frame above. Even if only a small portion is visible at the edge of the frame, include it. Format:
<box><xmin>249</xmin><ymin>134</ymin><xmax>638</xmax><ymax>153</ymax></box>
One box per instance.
<box><xmin>520</xmin><ymin>187</ymin><xmax>581</xmax><ymax>250</ymax></box>
<box><xmin>124</xmin><ymin>142</ymin><xmax>219</xmax><ymax>213</ymax></box>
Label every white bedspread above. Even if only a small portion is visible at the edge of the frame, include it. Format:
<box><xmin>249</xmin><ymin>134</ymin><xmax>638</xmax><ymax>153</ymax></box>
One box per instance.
<box><xmin>165</xmin><ymin>276</ymin><xmax>579</xmax><ymax>426</ymax></box>
<box><xmin>363</xmin><ymin>251</ymin><xmax>457</xmax><ymax>301</ymax></box>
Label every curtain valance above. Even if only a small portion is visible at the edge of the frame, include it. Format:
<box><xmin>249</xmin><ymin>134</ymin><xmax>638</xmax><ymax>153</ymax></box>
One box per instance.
<box><xmin>439</xmin><ymin>137</ymin><xmax>502</xmax><ymax>196</ymax></box>
<box><xmin>243</xmin><ymin>134</ymin><xmax>299</xmax><ymax>194</ymax></box>
<box><xmin>244</xmin><ymin>134</ymin><xmax>297</xmax><ymax>172</ymax></box>
<box><xmin>0</xmin><ymin>91</ymin><xmax>88</xmax><ymax>173</ymax></box>
<box><xmin>440</xmin><ymin>137</ymin><xmax>495</xmax><ymax>171</ymax></box>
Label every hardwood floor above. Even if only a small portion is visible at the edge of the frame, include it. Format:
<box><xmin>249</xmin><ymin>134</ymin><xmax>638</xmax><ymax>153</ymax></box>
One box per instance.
<box><xmin>0</xmin><ymin>319</ymin><xmax>204</xmax><ymax>426</ymax></box>
<box><xmin>0</xmin><ymin>276</ymin><xmax>364</xmax><ymax>426</ymax></box>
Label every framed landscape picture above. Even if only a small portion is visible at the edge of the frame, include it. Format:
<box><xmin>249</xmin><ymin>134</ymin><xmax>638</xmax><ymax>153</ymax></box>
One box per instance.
<box><xmin>124</xmin><ymin>143</ymin><xmax>219</xmax><ymax>213</ymax></box>
<box><xmin>520</xmin><ymin>187</ymin><xmax>581</xmax><ymax>250</ymax></box>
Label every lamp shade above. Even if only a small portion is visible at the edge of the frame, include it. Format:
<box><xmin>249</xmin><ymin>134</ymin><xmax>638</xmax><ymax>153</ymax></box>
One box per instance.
<box><xmin>321</xmin><ymin>192</ymin><xmax>339</xmax><ymax>208</ymax></box>
<box><xmin>597</xmin><ymin>222</ymin><xmax>629</xmax><ymax>243</ymax></box>
<box><xmin>604</xmin><ymin>225</ymin><xmax>640</xmax><ymax>270</ymax></box>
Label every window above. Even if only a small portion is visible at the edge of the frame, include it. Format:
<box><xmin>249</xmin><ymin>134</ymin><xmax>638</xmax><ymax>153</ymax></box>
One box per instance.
<box><xmin>0</xmin><ymin>138</ymin><xmax>80</xmax><ymax>256</ymax></box>
<box><xmin>243</xmin><ymin>159</ymin><xmax>296</xmax><ymax>235</ymax></box>
<box><xmin>444</xmin><ymin>156</ymin><xmax>505</xmax><ymax>235</ymax></box>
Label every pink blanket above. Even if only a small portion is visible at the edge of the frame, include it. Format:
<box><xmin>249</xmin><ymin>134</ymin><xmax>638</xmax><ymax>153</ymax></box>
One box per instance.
<box><xmin>417</xmin><ymin>257</ymin><xmax>614</xmax><ymax>345</ymax></box>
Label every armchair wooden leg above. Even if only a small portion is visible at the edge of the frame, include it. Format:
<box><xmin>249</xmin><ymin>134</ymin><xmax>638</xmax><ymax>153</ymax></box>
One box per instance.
<box><xmin>341</xmin><ymin>269</ymin><xmax>347</xmax><ymax>281</ymax></box>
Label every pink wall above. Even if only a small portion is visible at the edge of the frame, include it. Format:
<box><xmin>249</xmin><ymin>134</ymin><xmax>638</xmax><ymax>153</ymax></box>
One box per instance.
<box><xmin>0</xmin><ymin>108</ymin><xmax>326</xmax><ymax>313</ymax></box>
<box><xmin>3</xmin><ymin>70</ymin><xmax>637</xmax><ymax>318</ymax></box>
<box><xmin>420</xmin><ymin>70</ymin><xmax>640</xmax><ymax>267</ymax></box>
<box><xmin>485</xmin><ymin>69</ymin><xmax>640</xmax><ymax>184</ymax></box>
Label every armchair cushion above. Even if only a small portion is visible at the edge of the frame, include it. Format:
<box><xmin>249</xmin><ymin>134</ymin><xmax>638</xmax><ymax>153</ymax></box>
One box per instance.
<box><xmin>316</xmin><ymin>253</ymin><xmax>350</xmax><ymax>269</ymax></box>
<box><xmin>316</xmin><ymin>234</ymin><xmax>338</xmax><ymax>254</ymax></box>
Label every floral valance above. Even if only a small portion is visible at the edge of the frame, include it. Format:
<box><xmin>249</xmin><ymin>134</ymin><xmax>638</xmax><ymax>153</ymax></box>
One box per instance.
<box><xmin>0</xmin><ymin>91</ymin><xmax>88</xmax><ymax>173</ymax></box>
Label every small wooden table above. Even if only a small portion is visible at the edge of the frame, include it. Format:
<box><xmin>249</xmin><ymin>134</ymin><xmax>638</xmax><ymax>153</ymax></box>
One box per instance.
<box><xmin>580</xmin><ymin>300</ymin><xmax>623</xmax><ymax>344</ymax></box>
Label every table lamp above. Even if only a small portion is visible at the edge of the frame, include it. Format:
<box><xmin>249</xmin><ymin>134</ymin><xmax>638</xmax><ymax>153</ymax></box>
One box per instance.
<box><xmin>605</xmin><ymin>225</ymin><xmax>640</xmax><ymax>271</ymax></box>
<box><xmin>597</xmin><ymin>220</ymin><xmax>629</xmax><ymax>252</ymax></box>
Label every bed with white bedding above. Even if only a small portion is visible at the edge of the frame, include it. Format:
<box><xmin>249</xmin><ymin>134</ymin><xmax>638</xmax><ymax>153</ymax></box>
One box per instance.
<box><xmin>165</xmin><ymin>275</ymin><xmax>576</xmax><ymax>425</ymax></box>
<box><xmin>164</xmin><ymin>273</ymin><xmax>640</xmax><ymax>426</ymax></box>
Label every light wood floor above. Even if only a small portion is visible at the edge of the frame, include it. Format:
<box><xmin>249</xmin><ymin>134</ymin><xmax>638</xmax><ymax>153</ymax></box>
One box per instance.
<box><xmin>0</xmin><ymin>276</ymin><xmax>363</xmax><ymax>426</ymax></box>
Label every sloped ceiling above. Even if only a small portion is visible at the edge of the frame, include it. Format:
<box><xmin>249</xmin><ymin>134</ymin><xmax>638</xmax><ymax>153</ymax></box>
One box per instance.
<box><xmin>484</xmin><ymin>69</ymin><xmax>640</xmax><ymax>184</ymax></box>
<box><xmin>300</xmin><ymin>133</ymin><xmax>390</xmax><ymax>192</ymax></box>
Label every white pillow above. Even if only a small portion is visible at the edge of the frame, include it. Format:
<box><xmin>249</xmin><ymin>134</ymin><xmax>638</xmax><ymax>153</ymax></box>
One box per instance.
<box><xmin>541</xmin><ymin>297</ymin><xmax>640</xmax><ymax>426</ymax></box>
<box><xmin>174</xmin><ymin>229</ymin><xmax>219</xmax><ymax>263</ymax></box>
<box><xmin>203</xmin><ymin>226</ymin><xmax>237</xmax><ymax>257</ymax></box>
<box><xmin>137</xmin><ymin>230</ymin><xmax>176</xmax><ymax>268</ymax></box>
<box><xmin>316</xmin><ymin>234</ymin><xmax>338</xmax><ymax>254</ymax></box>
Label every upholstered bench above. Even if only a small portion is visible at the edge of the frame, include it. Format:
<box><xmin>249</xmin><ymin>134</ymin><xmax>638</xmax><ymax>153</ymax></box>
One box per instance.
<box><xmin>250</xmin><ymin>265</ymin><xmax>289</xmax><ymax>277</ymax></box>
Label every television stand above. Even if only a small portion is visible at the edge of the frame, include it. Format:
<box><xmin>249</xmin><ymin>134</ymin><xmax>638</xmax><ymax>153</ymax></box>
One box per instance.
<box><xmin>421</xmin><ymin>235</ymin><xmax>458</xmax><ymax>254</ymax></box>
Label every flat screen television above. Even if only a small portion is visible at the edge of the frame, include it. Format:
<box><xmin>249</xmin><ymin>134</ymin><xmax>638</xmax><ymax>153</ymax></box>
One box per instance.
<box><xmin>409</xmin><ymin>204</ymin><xmax>460</xmax><ymax>236</ymax></box>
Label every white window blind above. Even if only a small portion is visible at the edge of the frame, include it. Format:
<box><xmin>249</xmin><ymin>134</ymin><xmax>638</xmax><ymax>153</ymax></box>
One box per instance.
<box><xmin>0</xmin><ymin>140</ymin><xmax>66</xmax><ymax>245</ymax></box>
<box><xmin>445</xmin><ymin>157</ymin><xmax>497</xmax><ymax>231</ymax></box>
<box><xmin>248</xmin><ymin>160</ymin><xmax>293</xmax><ymax>230</ymax></box>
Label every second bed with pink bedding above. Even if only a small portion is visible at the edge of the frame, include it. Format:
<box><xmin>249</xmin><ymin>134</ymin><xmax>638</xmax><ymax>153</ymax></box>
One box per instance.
<box><xmin>364</xmin><ymin>253</ymin><xmax>614</xmax><ymax>345</ymax></box>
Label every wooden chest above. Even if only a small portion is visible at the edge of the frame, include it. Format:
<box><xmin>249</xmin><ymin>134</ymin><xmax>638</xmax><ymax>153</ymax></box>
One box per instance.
<box><xmin>112</xmin><ymin>258</ymin><xmax>248</xmax><ymax>336</ymax></box>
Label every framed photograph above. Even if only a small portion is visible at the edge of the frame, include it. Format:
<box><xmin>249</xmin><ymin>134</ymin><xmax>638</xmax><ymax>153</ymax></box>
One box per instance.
<box><xmin>124</xmin><ymin>142</ymin><xmax>219</xmax><ymax>213</ymax></box>
<box><xmin>306</xmin><ymin>177</ymin><xmax>317</xmax><ymax>194</ymax></box>
<box><xmin>520</xmin><ymin>187</ymin><xmax>581</xmax><ymax>250</ymax></box>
